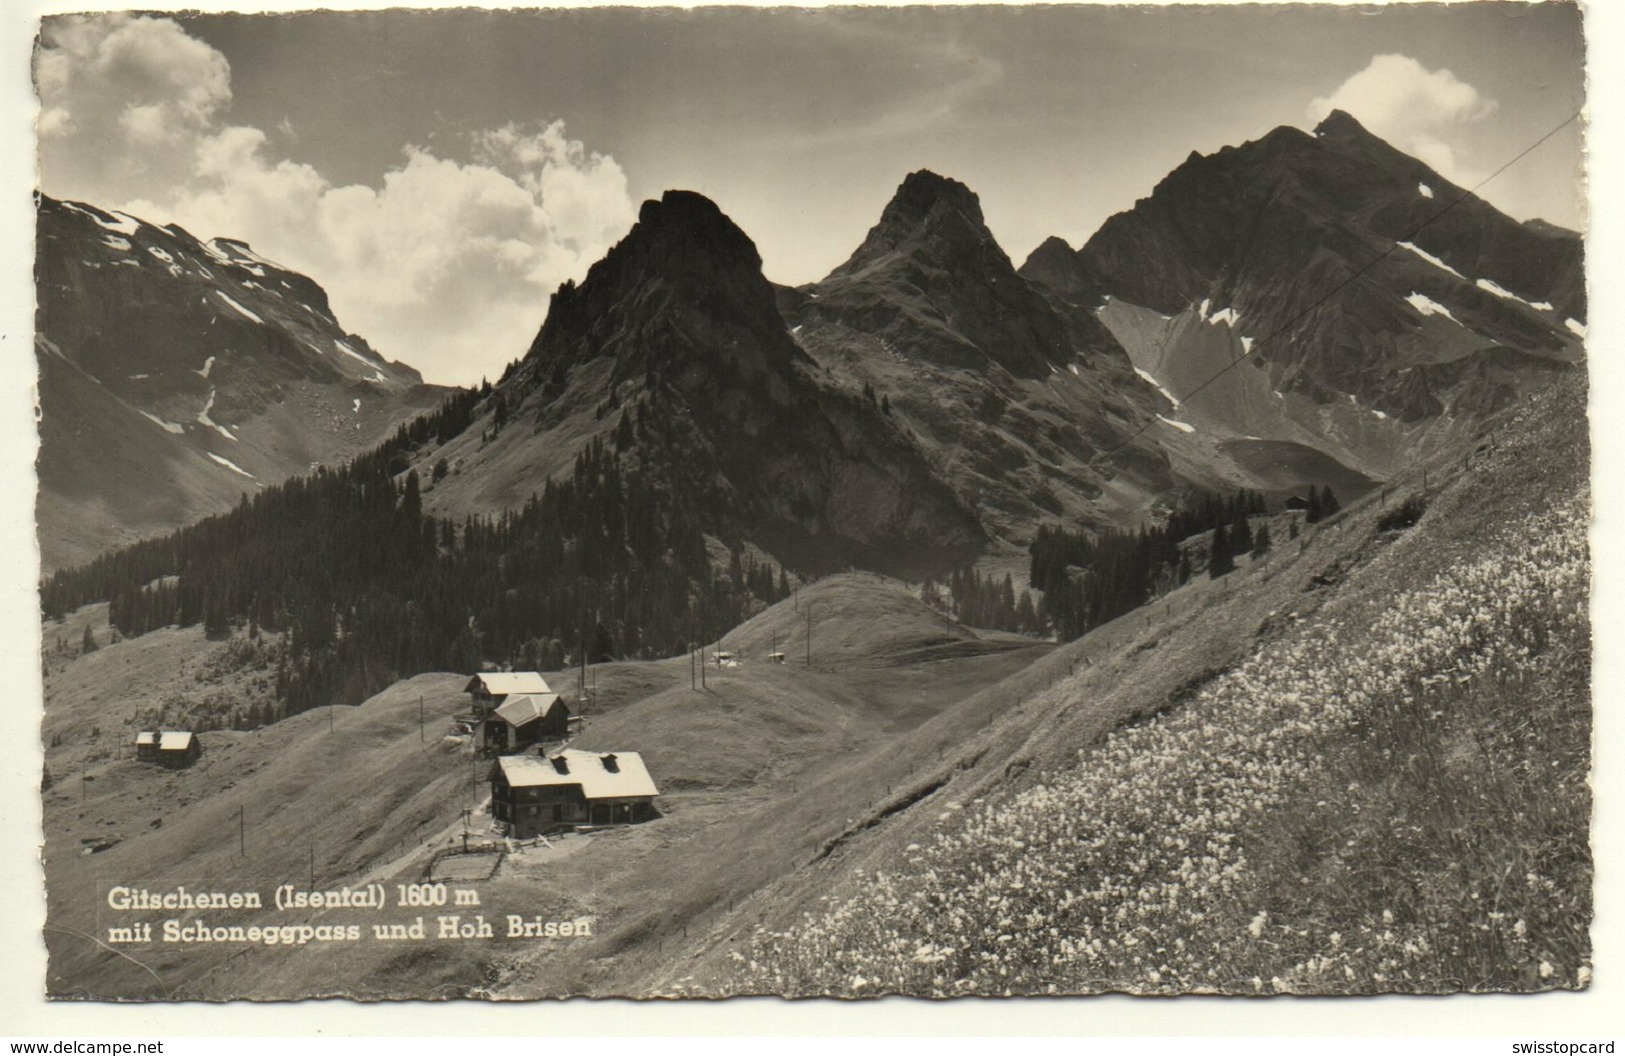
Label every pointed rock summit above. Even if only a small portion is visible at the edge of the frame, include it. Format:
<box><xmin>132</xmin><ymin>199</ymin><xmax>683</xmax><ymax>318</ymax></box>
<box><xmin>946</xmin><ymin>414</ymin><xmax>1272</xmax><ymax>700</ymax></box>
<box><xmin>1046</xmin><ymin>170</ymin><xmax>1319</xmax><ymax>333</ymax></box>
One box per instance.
<box><xmin>445</xmin><ymin>186</ymin><xmax>985</xmax><ymax>577</ymax></box>
<box><xmin>1311</xmin><ymin>107</ymin><xmax>1374</xmax><ymax>140</ymax></box>
<box><xmin>524</xmin><ymin>189</ymin><xmax>803</xmax><ymax>394</ymax></box>
<box><xmin>805</xmin><ymin>169</ymin><xmax>1099</xmax><ymax>377</ymax></box>
<box><xmin>1020</xmin><ymin>112</ymin><xmax>1584</xmax><ymax>479</ymax></box>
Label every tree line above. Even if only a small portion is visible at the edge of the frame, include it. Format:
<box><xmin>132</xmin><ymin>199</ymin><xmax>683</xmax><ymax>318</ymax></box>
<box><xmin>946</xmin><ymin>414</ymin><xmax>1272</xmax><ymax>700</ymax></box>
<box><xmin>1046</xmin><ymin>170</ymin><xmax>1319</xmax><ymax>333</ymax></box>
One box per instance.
<box><xmin>1028</xmin><ymin>486</ymin><xmax>1337</xmax><ymax>642</ymax></box>
<box><xmin>41</xmin><ymin>387</ymin><xmax>790</xmax><ymax>718</ymax></box>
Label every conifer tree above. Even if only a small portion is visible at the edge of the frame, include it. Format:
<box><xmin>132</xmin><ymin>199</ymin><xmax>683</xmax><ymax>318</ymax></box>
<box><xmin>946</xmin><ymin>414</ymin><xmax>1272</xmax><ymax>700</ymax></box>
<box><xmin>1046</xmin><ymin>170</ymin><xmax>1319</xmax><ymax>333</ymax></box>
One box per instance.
<box><xmin>1209</xmin><ymin>524</ymin><xmax>1234</xmax><ymax>578</ymax></box>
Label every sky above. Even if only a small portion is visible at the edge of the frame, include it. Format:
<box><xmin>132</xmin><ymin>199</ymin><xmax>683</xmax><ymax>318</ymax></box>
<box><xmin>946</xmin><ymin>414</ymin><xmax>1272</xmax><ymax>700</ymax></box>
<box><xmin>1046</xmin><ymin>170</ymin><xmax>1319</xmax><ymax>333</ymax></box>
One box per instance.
<box><xmin>34</xmin><ymin>3</ymin><xmax>1586</xmax><ymax>387</ymax></box>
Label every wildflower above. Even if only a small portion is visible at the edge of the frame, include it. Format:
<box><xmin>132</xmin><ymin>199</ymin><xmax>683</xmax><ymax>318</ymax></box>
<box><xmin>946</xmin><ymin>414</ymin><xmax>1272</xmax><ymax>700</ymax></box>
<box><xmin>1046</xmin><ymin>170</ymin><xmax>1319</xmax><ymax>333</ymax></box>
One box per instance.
<box><xmin>1539</xmin><ymin>961</ymin><xmax>1554</xmax><ymax>980</ymax></box>
<box><xmin>1248</xmin><ymin>911</ymin><xmax>1269</xmax><ymax>938</ymax></box>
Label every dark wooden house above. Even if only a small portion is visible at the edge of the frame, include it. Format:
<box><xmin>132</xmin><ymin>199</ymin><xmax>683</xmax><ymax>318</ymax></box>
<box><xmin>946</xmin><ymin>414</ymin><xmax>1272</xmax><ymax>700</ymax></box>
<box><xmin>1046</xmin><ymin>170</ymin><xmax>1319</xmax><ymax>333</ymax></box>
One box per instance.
<box><xmin>490</xmin><ymin>749</ymin><xmax>659</xmax><ymax>837</ymax></box>
<box><xmin>477</xmin><ymin>692</ymin><xmax>571</xmax><ymax>754</ymax></box>
<box><xmin>134</xmin><ymin>730</ymin><xmax>201</xmax><ymax>769</ymax></box>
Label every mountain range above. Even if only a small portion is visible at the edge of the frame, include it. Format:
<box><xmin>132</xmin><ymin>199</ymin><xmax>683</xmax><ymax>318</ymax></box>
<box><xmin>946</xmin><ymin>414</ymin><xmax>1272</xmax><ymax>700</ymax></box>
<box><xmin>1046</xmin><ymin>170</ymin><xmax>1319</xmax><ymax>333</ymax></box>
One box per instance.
<box><xmin>34</xmin><ymin>195</ymin><xmax>449</xmax><ymax>571</ymax></box>
<box><xmin>36</xmin><ymin>110</ymin><xmax>1584</xmax><ymax>581</ymax></box>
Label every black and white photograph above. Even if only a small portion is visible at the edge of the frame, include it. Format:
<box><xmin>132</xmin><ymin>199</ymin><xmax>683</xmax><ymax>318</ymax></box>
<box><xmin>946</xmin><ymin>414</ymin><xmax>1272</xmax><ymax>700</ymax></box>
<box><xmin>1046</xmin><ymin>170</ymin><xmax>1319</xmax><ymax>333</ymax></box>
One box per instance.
<box><xmin>14</xmin><ymin>0</ymin><xmax>1609</xmax><ymax>1014</ymax></box>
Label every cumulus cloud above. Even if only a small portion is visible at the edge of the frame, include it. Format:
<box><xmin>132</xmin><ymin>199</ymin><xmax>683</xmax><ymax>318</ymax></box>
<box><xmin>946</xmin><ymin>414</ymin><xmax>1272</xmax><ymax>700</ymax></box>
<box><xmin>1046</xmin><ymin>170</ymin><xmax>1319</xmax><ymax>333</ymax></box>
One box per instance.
<box><xmin>36</xmin><ymin>14</ymin><xmax>636</xmax><ymax>387</ymax></box>
<box><xmin>1308</xmin><ymin>54</ymin><xmax>1498</xmax><ymax>185</ymax></box>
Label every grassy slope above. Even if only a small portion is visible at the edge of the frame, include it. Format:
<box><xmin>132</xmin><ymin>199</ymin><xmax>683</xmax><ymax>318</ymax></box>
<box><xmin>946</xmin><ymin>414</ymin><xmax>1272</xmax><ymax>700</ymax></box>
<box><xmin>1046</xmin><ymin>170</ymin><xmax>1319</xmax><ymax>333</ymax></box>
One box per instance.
<box><xmin>42</xmin><ymin>375</ymin><xmax>1585</xmax><ymax>1000</ymax></box>
<box><xmin>665</xmin><ymin>373</ymin><xmax>1589</xmax><ymax>995</ymax></box>
<box><xmin>42</xmin><ymin>574</ymin><xmax>1050</xmax><ymax>999</ymax></box>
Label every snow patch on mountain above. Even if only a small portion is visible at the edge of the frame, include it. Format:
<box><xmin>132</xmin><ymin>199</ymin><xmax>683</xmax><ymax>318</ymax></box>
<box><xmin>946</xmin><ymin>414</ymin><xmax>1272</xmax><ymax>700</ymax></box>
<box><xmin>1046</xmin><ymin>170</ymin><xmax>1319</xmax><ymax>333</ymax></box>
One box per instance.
<box><xmin>1157</xmin><ymin>415</ymin><xmax>1195</xmax><ymax>434</ymax></box>
<box><xmin>195</xmin><ymin>355</ymin><xmax>215</xmax><ymax>380</ymax></box>
<box><xmin>1418</xmin><ymin>183</ymin><xmax>1435</xmax><ymax>199</ymax></box>
<box><xmin>333</xmin><ymin>339</ymin><xmax>373</xmax><ymax>367</ymax></box>
<box><xmin>64</xmin><ymin>201</ymin><xmax>140</xmax><ymax>236</ymax></box>
<box><xmin>138</xmin><ymin>410</ymin><xmax>184</xmax><ymax>435</ymax></box>
<box><xmin>215</xmin><ymin>292</ymin><xmax>263</xmax><ymax>325</ymax></box>
<box><xmin>1476</xmin><ymin>278</ymin><xmax>1534</xmax><ymax>307</ymax></box>
<box><xmin>1405</xmin><ymin>292</ymin><xmax>1459</xmax><ymax>323</ymax></box>
<box><xmin>1134</xmin><ymin>366</ymin><xmax>1180</xmax><ymax>408</ymax></box>
<box><xmin>196</xmin><ymin>389</ymin><xmax>237</xmax><ymax>441</ymax></box>
<box><xmin>1208</xmin><ymin>306</ymin><xmax>1239</xmax><ymax>327</ymax></box>
<box><xmin>1532</xmin><ymin>301</ymin><xmax>1554</xmax><ymax>312</ymax></box>
<box><xmin>1565</xmin><ymin>318</ymin><xmax>1587</xmax><ymax>337</ymax></box>
<box><xmin>1397</xmin><ymin>241</ymin><xmax>1464</xmax><ymax>279</ymax></box>
<box><xmin>207</xmin><ymin>452</ymin><xmax>256</xmax><ymax>479</ymax></box>
<box><xmin>101</xmin><ymin>235</ymin><xmax>131</xmax><ymax>252</ymax></box>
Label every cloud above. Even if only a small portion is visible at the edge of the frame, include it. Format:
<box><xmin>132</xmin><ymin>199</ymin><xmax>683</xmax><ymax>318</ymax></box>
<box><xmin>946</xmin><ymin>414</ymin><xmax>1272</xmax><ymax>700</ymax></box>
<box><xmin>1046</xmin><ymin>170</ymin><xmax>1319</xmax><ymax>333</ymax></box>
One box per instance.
<box><xmin>1308</xmin><ymin>54</ymin><xmax>1497</xmax><ymax>184</ymax></box>
<box><xmin>36</xmin><ymin>14</ymin><xmax>636</xmax><ymax>387</ymax></box>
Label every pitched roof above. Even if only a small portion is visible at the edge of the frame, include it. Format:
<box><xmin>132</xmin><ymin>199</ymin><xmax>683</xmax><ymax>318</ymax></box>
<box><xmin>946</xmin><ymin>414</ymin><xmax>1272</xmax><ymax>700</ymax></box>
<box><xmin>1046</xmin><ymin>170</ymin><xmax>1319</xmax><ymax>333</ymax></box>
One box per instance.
<box><xmin>137</xmin><ymin>730</ymin><xmax>194</xmax><ymax>749</ymax></box>
<box><xmin>464</xmin><ymin>672</ymin><xmax>552</xmax><ymax>696</ymax></box>
<box><xmin>494</xmin><ymin>693</ymin><xmax>565</xmax><ymax>727</ymax></box>
<box><xmin>497</xmin><ymin>750</ymin><xmax>659</xmax><ymax>799</ymax></box>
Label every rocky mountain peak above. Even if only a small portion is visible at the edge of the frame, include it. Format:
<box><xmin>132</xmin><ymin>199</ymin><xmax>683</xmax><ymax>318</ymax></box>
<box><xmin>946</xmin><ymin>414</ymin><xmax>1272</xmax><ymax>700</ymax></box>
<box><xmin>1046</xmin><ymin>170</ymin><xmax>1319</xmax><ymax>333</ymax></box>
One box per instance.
<box><xmin>521</xmin><ymin>188</ymin><xmax>802</xmax><ymax>392</ymax></box>
<box><xmin>1312</xmin><ymin>107</ymin><xmax>1373</xmax><ymax>141</ymax></box>
<box><xmin>629</xmin><ymin>189</ymin><xmax>765</xmax><ymax>273</ymax></box>
<box><xmin>880</xmin><ymin>169</ymin><xmax>985</xmax><ymax>230</ymax></box>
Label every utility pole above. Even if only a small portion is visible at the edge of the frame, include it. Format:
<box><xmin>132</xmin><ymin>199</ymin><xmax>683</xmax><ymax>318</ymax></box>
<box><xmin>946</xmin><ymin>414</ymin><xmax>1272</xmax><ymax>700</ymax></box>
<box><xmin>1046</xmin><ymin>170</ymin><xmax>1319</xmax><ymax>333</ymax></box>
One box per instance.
<box><xmin>690</xmin><ymin>645</ymin><xmax>696</xmax><ymax>690</ymax></box>
<box><xmin>700</xmin><ymin>645</ymin><xmax>707</xmax><ymax>690</ymax></box>
<box><xmin>419</xmin><ymin>696</ymin><xmax>425</xmax><ymax>744</ymax></box>
<box><xmin>579</xmin><ymin>610</ymin><xmax>588</xmax><ymax>702</ymax></box>
<box><xmin>806</xmin><ymin>606</ymin><xmax>813</xmax><ymax>667</ymax></box>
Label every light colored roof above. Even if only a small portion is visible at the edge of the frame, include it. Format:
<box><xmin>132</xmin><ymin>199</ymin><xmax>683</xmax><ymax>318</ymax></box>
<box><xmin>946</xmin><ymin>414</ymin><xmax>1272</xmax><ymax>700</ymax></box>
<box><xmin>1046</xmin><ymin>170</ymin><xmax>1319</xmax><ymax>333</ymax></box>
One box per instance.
<box><xmin>497</xmin><ymin>749</ymin><xmax>659</xmax><ymax>799</ymax></box>
<box><xmin>494</xmin><ymin>693</ymin><xmax>565</xmax><ymax>727</ymax></box>
<box><xmin>138</xmin><ymin>730</ymin><xmax>194</xmax><ymax>749</ymax></box>
<box><xmin>465</xmin><ymin>672</ymin><xmax>552</xmax><ymax>696</ymax></box>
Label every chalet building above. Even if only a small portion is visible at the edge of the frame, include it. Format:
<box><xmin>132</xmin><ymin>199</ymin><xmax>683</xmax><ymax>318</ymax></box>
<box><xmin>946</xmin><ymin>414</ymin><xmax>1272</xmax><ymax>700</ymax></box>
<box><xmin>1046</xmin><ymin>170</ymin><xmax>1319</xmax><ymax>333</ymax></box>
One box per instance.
<box><xmin>464</xmin><ymin>672</ymin><xmax>553</xmax><ymax>715</ymax></box>
<box><xmin>490</xmin><ymin>749</ymin><xmax>659</xmax><ymax>838</ymax></box>
<box><xmin>477</xmin><ymin>692</ymin><xmax>572</xmax><ymax>754</ymax></box>
<box><xmin>134</xmin><ymin>730</ymin><xmax>201</xmax><ymax>769</ymax></box>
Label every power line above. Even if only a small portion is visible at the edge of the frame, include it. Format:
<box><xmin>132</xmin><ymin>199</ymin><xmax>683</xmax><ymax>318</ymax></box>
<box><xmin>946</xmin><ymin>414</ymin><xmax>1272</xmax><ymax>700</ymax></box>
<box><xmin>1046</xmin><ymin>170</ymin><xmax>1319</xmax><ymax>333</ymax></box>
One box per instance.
<box><xmin>1084</xmin><ymin>109</ymin><xmax>1583</xmax><ymax>490</ymax></box>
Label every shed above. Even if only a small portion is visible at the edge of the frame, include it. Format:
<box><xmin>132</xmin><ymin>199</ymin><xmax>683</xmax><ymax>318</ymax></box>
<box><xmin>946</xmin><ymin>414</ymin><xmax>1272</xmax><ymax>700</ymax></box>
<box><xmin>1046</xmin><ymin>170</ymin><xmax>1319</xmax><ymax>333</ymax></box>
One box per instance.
<box><xmin>135</xmin><ymin>730</ymin><xmax>201</xmax><ymax>769</ymax></box>
<box><xmin>490</xmin><ymin>749</ymin><xmax>659</xmax><ymax>837</ymax></box>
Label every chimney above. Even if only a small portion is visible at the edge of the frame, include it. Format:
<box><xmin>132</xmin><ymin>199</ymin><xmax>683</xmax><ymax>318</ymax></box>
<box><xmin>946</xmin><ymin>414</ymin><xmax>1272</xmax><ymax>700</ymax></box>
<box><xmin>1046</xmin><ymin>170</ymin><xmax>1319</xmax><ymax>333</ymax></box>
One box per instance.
<box><xmin>550</xmin><ymin>755</ymin><xmax>570</xmax><ymax>775</ymax></box>
<box><xmin>602</xmin><ymin>753</ymin><xmax>619</xmax><ymax>772</ymax></box>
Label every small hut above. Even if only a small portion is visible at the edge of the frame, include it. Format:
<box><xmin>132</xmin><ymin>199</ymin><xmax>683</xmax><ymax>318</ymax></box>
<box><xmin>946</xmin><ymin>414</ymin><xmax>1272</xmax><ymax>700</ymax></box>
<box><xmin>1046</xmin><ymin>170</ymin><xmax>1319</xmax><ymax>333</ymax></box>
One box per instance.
<box><xmin>135</xmin><ymin>730</ymin><xmax>201</xmax><ymax>769</ymax></box>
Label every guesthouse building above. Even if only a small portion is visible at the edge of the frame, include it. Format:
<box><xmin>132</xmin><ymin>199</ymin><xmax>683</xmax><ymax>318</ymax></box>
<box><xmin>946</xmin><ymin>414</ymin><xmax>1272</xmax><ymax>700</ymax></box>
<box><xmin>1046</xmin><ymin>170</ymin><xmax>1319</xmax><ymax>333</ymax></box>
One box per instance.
<box><xmin>490</xmin><ymin>749</ymin><xmax>659</xmax><ymax>837</ymax></box>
